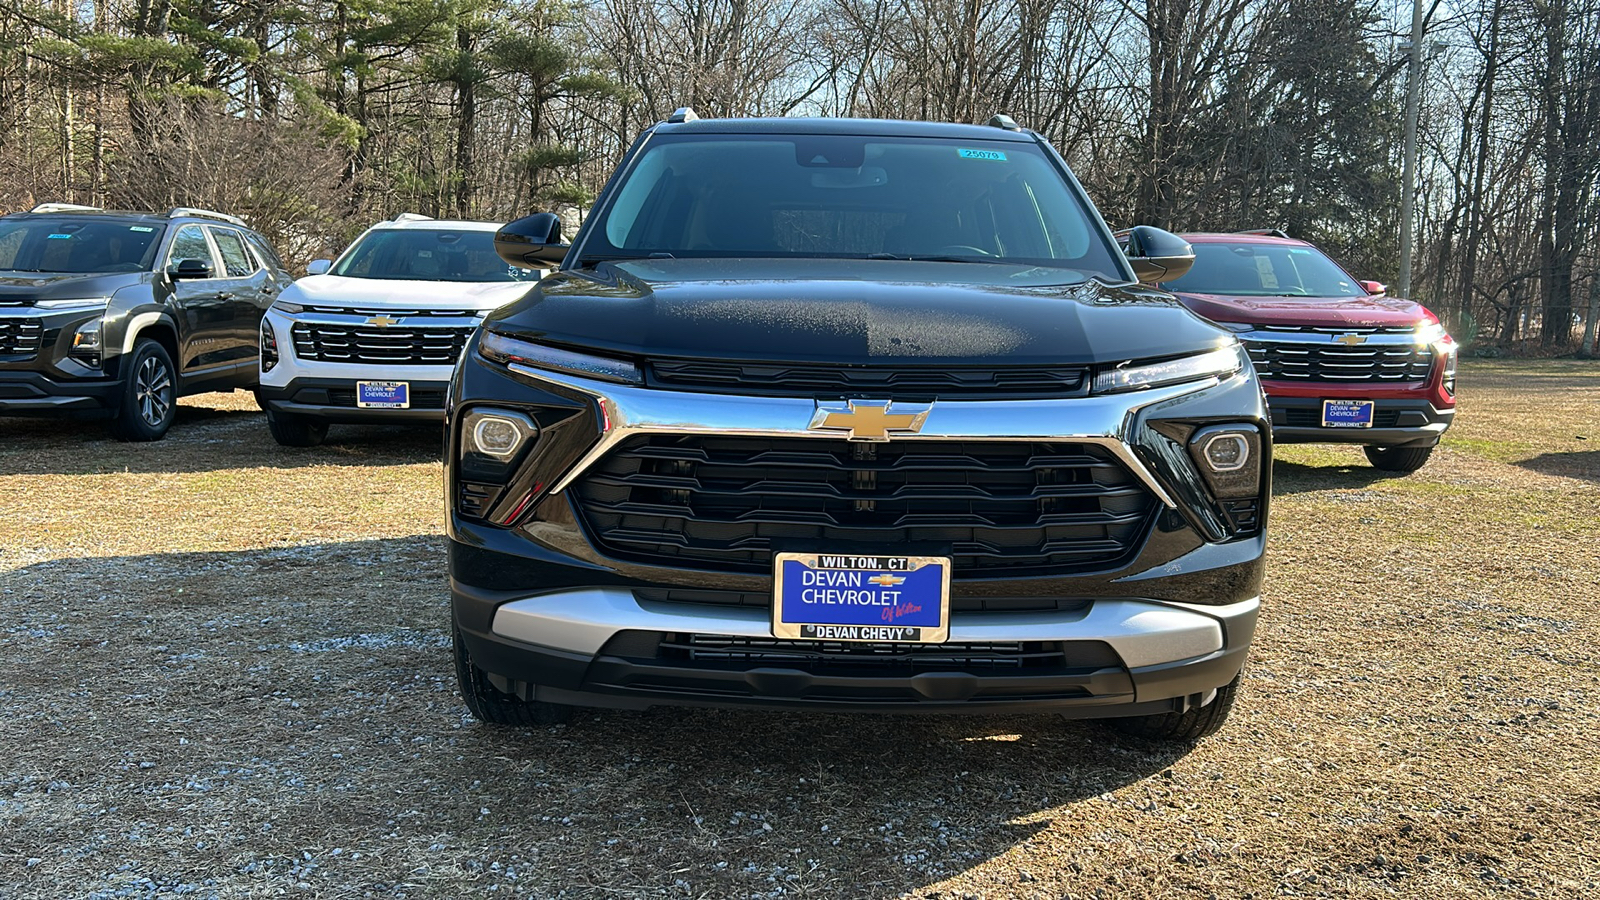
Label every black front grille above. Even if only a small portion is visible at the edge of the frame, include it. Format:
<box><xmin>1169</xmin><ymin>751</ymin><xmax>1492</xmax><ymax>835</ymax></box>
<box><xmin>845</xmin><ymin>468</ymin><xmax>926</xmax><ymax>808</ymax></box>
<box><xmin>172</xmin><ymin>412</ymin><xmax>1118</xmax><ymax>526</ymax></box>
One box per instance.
<box><xmin>0</xmin><ymin>318</ymin><xmax>44</xmax><ymax>356</ymax></box>
<box><xmin>292</xmin><ymin>322</ymin><xmax>471</xmax><ymax>365</ymax></box>
<box><xmin>1281</xmin><ymin>407</ymin><xmax>1401</xmax><ymax>428</ymax></box>
<box><xmin>657</xmin><ymin>634</ymin><xmax>1087</xmax><ymax>672</ymax></box>
<box><xmin>648</xmin><ymin>359</ymin><xmax>1088</xmax><ymax>398</ymax></box>
<box><xmin>1244</xmin><ymin>335</ymin><xmax>1433</xmax><ymax>382</ymax></box>
<box><xmin>573</xmin><ymin>435</ymin><xmax>1156</xmax><ymax>576</ymax></box>
<box><xmin>635</xmin><ymin>587</ymin><xmax>1089</xmax><ymax>613</ymax></box>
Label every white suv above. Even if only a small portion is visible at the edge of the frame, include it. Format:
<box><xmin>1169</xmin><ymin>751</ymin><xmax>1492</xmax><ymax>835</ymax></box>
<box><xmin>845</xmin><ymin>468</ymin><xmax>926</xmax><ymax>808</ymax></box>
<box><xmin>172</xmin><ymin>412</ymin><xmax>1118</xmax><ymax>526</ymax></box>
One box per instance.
<box><xmin>257</xmin><ymin>214</ymin><xmax>539</xmax><ymax>446</ymax></box>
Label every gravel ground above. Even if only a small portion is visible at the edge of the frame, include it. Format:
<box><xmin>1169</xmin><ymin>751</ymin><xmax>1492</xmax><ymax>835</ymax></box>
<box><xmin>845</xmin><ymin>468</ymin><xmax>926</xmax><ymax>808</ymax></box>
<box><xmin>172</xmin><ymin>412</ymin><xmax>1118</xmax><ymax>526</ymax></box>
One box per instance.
<box><xmin>1</xmin><ymin>360</ymin><xmax>1597</xmax><ymax>899</ymax></box>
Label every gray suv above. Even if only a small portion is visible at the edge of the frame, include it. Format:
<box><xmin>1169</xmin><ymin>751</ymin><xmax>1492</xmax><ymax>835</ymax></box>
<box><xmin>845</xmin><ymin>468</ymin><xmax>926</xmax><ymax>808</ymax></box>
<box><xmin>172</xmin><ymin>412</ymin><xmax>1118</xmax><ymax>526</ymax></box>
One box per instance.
<box><xmin>0</xmin><ymin>204</ymin><xmax>294</xmax><ymax>440</ymax></box>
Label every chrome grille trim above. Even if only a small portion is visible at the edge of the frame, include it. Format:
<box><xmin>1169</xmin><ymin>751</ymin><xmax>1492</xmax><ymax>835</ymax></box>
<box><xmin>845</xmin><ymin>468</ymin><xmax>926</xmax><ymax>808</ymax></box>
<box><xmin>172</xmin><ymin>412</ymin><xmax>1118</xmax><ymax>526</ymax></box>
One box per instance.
<box><xmin>495</xmin><ymin>363</ymin><xmax>1250</xmax><ymax>509</ymax></box>
<box><xmin>1237</xmin><ymin>327</ymin><xmax>1435</xmax><ymax>383</ymax></box>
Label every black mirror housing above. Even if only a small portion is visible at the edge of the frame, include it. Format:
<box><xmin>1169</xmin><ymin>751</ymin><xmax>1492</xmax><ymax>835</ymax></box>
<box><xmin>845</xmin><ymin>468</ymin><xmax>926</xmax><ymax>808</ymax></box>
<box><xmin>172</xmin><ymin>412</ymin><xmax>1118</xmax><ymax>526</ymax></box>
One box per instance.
<box><xmin>1123</xmin><ymin>225</ymin><xmax>1195</xmax><ymax>284</ymax></box>
<box><xmin>169</xmin><ymin>258</ymin><xmax>214</xmax><ymax>280</ymax></box>
<box><xmin>496</xmin><ymin>213</ymin><xmax>569</xmax><ymax>269</ymax></box>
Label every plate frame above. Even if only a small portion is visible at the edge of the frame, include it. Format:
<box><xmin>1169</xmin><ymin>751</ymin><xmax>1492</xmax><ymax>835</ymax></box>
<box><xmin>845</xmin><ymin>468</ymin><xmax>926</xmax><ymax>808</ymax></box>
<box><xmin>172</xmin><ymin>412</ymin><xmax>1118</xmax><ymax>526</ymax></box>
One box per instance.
<box><xmin>772</xmin><ymin>552</ymin><xmax>952</xmax><ymax>644</ymax></box>
<box><xmin>1321</xmin><ymin>398</ymin><xmax>1375</xmax><ymax>428</ymax></box>
<box><xmin>356</xmin><ymin>380</ymin><xmax>411</xmax><ymax>409</ymax></box>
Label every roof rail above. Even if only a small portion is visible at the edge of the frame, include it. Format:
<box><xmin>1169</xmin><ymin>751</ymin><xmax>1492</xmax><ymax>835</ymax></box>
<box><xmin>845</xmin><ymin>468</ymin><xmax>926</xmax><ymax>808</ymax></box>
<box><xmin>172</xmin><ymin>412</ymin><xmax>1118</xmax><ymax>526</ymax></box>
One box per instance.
<box><xmin>31</xmin><ymin>202</ymin><xmax>103</xmax><ymax>214</ymax></box>
<box><xmin>391</xmin><ymin>212</ymin><xmax>434</xmax><ymax>224</ymax></box>
<box><xmin>987</xmin><ymin>114</ymin><xmax>1022</xmax><ymax>132</ymax></box>
<box><xmin>667</xmin><ymin>107</ymin><xmax>699</xmax><ymax>124</ymax></box>
<box><xmin>168</xmin><ymin>207</ymin><xmax>248</xmax><ymax>227</ymax></box>
<box><xmin>1236</xmin><ymin>228</ymin><xmax>1290</xmax><ymax>238</ymax></box>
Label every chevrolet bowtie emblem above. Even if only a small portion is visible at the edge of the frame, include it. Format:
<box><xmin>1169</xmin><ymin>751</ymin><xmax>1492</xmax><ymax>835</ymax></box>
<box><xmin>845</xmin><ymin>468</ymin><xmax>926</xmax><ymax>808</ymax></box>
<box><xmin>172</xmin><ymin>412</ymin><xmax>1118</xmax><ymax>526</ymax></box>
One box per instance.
<box><xmin>868</xmin><ymin>574</ymin><xmax>906</xmax><ymax>587</ymax></box>
<box><xmin>366</xmin><ymin>315</ymin><xmax>401</xmax><ymax>328</ymax></box>
<box><xmin>809</xmin><ymin>399</ymin><xmax>930</xmax><ymax>442</ymax></box>
<box><xmin>1334</xmin><ymin>333</ymin><xmax>1367</xmax><ymax>346</ymax></box>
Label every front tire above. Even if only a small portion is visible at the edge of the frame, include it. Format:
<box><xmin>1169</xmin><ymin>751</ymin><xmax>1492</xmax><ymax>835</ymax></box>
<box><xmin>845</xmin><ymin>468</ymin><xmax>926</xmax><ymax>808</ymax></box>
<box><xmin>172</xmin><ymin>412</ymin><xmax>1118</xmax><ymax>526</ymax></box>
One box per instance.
<box><xmin>109</xmin><ymin>339</ymin><xmax>177</xmax><ymax>442</ymax></box>
<box><xmin>1364</xmin><ymin>444</ymin><xmax>1434</xmax><ymax>472</ymax></box>
<box><xmin>265</xmin><ymin>407</ymin><xmax>329</xmax><ymax>447</ymax></box>
<box><xmin>1106</xmin><ymin>673</ymin><xmax>1240</xmax><ymax>742</ymax></box>
<box><xmin>453</xmin><ymin>627</ymin><xmax>573</xmax><ymax>727</ymax></box>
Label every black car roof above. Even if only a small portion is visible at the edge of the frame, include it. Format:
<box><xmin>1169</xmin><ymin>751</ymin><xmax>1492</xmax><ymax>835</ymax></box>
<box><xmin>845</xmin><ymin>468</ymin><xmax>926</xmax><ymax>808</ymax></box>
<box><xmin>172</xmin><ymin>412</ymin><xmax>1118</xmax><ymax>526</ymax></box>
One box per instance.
<box><xmin>653</xmin><ymin>117</ymin><xmax>1039</xmax><ymax>142</ymax></box>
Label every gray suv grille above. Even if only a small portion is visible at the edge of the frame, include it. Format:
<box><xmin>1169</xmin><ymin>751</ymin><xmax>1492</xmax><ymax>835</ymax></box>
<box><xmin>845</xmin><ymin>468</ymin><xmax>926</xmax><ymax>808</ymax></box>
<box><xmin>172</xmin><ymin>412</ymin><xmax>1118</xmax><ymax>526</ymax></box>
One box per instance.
<box><xmin>0</xmin><ymin>318</ymin><xmax>44</xmax><ymax>357</ymax></box>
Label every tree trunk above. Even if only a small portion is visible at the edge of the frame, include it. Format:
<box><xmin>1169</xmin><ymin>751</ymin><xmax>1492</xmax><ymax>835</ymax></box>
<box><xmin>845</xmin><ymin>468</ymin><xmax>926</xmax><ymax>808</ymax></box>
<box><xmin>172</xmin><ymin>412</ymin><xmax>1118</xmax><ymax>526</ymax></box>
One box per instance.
<box><xmin>455</xmin><ymin>24</ymin><xmax>477</xmax><ymax>217</ymax></box>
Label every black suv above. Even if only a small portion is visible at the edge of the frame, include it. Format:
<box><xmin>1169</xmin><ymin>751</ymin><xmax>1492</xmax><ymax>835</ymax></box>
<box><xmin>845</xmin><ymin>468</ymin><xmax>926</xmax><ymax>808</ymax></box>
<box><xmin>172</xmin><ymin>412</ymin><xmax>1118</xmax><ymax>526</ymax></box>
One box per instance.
<box><xmin>447</xmin><ymin>114</ymin><xmax>1270</xmax><ymax>741</ymax></box>
<box><xmin>0</xmin><ymin>204</ymin><xmax>293</xmax><ymax>440</ymax></box>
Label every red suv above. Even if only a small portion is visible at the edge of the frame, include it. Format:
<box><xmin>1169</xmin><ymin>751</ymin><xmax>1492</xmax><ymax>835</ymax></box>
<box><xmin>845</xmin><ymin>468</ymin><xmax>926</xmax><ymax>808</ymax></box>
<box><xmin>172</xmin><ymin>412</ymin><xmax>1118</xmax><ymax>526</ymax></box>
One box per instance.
<box><xmin>1159</xmin><ymin>231</ymin><xmax>1456</xmax><ymax>472</ymax></box>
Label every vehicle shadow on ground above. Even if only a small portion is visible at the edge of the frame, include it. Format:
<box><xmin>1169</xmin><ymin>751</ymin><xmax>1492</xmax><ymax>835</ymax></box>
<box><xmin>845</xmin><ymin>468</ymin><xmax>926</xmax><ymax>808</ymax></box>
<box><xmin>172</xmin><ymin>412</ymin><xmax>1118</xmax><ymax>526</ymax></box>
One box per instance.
<box><xmin>1516</xmin><ymin>450</ymin><xmax>1600</xmax><ymax>484</ymax></box>
<box><xmin>0</xmin><ymin>538</ymin><xmax>1191</xmax><ymax>897</ymax></box>
<box><xmin>1270</xmin><ymin>459</ymin><xmax>1394</xmax><ymax>495</ymax></box>
<box><xmin>0</xmin><ymin>408</ymin><xmax>441</xmax><ymax>476</ymax></box>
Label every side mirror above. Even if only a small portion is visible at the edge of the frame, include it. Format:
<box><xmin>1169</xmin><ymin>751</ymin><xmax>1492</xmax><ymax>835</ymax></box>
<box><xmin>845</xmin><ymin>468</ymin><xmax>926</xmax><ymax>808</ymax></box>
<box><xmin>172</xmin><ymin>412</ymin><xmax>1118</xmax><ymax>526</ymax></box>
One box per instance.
<box><xmin>1359</xmin><ymin>280</ymin><xmax>1386</xmax><ymax>295</ymax></box>
<box><xmin>1122</xmin><ymin>225</ymin><xmax>1195</xmax><ymax>284</ymax></box>
<box><xmin>169</xmin><ymin>258</ymin><xmax>214</xmax><ymax>280</ymax></box>
<box><xmin>305</xmin><ymin>259</ymin><xmax>332</xmax><ymax>276</ymax></box>
<box><xmin>495</xmin><ymin>213</ymin><xmax>568</xmax><ymax>268</ymax></box>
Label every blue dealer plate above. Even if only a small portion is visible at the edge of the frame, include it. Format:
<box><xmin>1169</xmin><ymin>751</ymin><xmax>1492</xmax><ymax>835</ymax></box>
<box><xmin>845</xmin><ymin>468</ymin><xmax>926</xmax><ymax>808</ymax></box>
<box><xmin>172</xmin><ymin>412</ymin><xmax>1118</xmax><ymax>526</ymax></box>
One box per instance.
<box><xmin>356</xmin><ymin>381</ymin><xmax>410</xmax><ymax>409</ymax></box>
<box><xmin>1322</xmin><ymin>399</ymin><xmax>1375</xmax><ymax>428</ymax></box>
<box><xmin>773</xmin><ymin>553</ymin><xmax>951</xmax><ymax>643</ymax></box>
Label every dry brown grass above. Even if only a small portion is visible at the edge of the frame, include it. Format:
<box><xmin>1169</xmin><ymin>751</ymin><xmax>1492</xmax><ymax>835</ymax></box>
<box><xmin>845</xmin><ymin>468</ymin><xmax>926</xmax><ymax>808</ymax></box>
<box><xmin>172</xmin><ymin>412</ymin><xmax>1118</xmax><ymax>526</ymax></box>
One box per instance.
<box><xmin>1</xmin><ymin>361</ymin><xmax>1598</xmax><ymax>899</ymax></box>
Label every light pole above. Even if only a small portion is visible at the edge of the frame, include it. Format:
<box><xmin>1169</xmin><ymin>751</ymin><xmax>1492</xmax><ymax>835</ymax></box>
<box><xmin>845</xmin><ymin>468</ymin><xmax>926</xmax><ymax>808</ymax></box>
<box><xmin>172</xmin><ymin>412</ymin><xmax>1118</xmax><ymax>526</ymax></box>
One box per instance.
<box><xmin>1397</xmin><ymin>0</ymin><xmax>1425</xmax><ymax>300</ymax></box>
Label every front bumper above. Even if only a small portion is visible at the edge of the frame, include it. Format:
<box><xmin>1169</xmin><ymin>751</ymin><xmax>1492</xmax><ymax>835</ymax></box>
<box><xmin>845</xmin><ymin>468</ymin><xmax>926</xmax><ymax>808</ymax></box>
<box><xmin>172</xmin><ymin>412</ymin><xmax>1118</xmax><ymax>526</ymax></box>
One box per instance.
<box><xmin>0</xmin><ymin>369</ymin><xmax>120</xmax><ymax>416</ymax></box>
<box><xmin>1266</xmin><ymin>395</ymin><xmax>1454</xmax><ymax>447</ymax></box>
<box><xmin>257</xmin><ymin>376</ymin><xmax>451</xmax><ymax>423</ymax></box>
<box><xmin>454</xmin><ymin>580</ymin><xmax>1257</xmax><ymax>714</ymax></box>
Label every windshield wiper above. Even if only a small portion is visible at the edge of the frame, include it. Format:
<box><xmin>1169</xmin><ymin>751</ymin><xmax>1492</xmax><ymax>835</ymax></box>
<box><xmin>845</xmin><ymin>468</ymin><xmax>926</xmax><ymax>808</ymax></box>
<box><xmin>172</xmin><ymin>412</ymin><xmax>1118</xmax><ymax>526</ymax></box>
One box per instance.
<box><xmin>865</xmin><ymin>252</ymin><xmax>993</xmax><ymax>263</ymax></box>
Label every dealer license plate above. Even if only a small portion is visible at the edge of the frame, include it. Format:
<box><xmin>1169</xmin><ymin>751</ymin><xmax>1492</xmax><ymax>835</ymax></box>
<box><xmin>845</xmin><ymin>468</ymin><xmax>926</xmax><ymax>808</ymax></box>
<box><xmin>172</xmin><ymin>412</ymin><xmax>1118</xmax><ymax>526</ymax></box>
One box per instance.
<box><xmin>356</xmin><ymin>381</ymin><xmax>410</xmax><ymax>409</ymax></box>
<box><xmin>1322</xmin><ymin>399</ymin><xmax>1374</xmax><ymax>428</ymax></box>
<box><xmin>773</xmin><ymin>553</ymin><xmax>950</xmax><ymax>644</ymax></box>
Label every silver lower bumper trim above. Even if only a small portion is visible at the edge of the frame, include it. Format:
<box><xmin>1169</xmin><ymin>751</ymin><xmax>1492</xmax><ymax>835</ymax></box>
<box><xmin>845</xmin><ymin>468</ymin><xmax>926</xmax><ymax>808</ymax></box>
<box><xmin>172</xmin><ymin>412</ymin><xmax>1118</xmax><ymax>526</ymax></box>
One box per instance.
<box><xmin>490</xmin><ymin>589</ymin><xmax>1258</xmax><ymax>670</ymax></box>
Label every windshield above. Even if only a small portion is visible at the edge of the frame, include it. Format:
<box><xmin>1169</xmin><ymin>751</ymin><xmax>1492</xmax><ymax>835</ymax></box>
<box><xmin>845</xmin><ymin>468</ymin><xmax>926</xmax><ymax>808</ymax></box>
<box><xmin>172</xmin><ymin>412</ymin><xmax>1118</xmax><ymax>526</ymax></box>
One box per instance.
<box><xmin>0</xmin><ymin>218</ymin><xmax>164</xmax><ymax>274</ymax></box>
<box><xmin>331</xmin><ymin>228</ymin><xmax>536</xmax><ymax>282</ymax></box>
<box><xmin>1165</xmin><ymin>242</ymin><xmax>1365</xmax><ymax>297</ymax></box>
<box><xmin>584</xmin><ymin>133</ymin><xmax>1123</xmax><ymax>277</ymax></box>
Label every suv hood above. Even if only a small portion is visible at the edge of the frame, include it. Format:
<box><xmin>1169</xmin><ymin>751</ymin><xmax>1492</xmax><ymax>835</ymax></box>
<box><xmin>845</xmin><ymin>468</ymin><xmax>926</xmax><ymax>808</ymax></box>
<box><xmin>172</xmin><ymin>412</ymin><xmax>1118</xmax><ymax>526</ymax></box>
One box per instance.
<box><xmin>284</xmin><ymin>274</ymin><xmax>534</xmax><ymax>311</ymax></box>
<box><xmin>485</xmin><ymin>258</ymin><xmax>1232</xmax><ymax>366</ymax></box>
<box><xmin>1174</xmin><ymin>290</ymin><xmax>1431</xmax><ymax>329</ymax></box>
<box><xmin>0</xmin><ymin>271</ymin><xmax>147</xmax><ymax>304</ymax></box>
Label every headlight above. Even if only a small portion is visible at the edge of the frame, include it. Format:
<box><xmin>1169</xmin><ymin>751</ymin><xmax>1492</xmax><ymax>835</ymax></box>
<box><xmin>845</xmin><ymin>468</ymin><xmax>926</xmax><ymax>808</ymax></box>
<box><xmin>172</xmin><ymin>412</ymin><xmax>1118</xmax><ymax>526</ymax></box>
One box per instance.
<box><xmin>1094</xmin><ymin>343</ymin><xmax>1246</xmax><ymax>393</ymax></box>
<box><xmin>36</xmin><ymin>298</ymin><xmax>110</xmax><ymax>311</ymax></box>
<box><xmin>270</xmin><ymin>299</ymin><xmax>305</xmax><ymax>315</ymax></box>
<box><xmin>1414</xmin><ymin>321</ymin><xmax>1446</xmax><ymax>344</ymax></box>
<box><xmin>479</xmin><ymin>330</ymin><xmax>641</xmax><ymax>384</ymax></box>
<box><xmin>70</xmin><ymin>319</ymin><xmax>103</xmax><ymax>367</ymax></box>
<box><xmin>1215</xmin><ymin>321</ymin><xmax>1255</xmax><ymax>333</ymax></box>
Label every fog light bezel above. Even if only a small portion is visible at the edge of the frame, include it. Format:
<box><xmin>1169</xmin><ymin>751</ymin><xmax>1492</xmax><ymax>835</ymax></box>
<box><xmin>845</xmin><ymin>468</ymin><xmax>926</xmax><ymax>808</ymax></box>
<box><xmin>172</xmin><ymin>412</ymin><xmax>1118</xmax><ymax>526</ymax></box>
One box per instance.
<box><xmin>1187</xmin><ymin>424</ymin><xmax>1262</xmax><ymax>500</ymax></box>
<box><xmin>462</xmin><ymin>408</ymin><xmax>539</xmax><ymax>460</ymax></box>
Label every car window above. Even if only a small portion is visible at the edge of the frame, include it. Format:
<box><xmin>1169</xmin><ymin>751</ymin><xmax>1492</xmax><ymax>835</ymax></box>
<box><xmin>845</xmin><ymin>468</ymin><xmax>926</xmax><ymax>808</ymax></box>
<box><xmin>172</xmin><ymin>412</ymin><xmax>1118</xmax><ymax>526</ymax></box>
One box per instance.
<box><xmin>168</xmin><ymin>224</ymin><xmax>218</xmax><ymax>275</ymax></box>
<box><xmin>330</xmin><ymin>228</ymin><xmax>536</xmax><ymax>282</ymax></box>
<box><xmin>210</xmin><ymin>227</ymin><xmax>258</xmax><ymax>277</ymax></box>
<box><xmin>0</xmin><ymin>218</ymin><xmax>164</xmax><ymax>274</ymax></box>
<box><xmin>243</xmin><ymin>232</ymin><xmax>285</xmax><ymax>271</ymax></box>
<box><xmin>589</xmin><ymin>134</ymin><xmax>1118</xmax><ymax>276</ymax></box>
<box><xmin>1164</xmin><ymin>242</ymin><xmax>1365</xmax><ymax>297</ymax></box>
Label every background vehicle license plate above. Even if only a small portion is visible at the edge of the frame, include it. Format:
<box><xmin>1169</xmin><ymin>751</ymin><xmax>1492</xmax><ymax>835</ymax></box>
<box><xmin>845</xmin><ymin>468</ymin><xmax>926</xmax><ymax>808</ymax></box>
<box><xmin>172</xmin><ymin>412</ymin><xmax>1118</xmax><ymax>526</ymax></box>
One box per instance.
<box><xmin>357</xmin><ymin>381</ymin><xmax>410</xmax><ymax>409</ymax></box>
<box><xmin>773</xmin><ymin>553</ymin><xmax>950</xmax><ymax>643</ymax></box>
<box><xmin>1322</xmin><ymin>399</ymin><xmax>1374</xmax><ymax>428</ymax></box>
